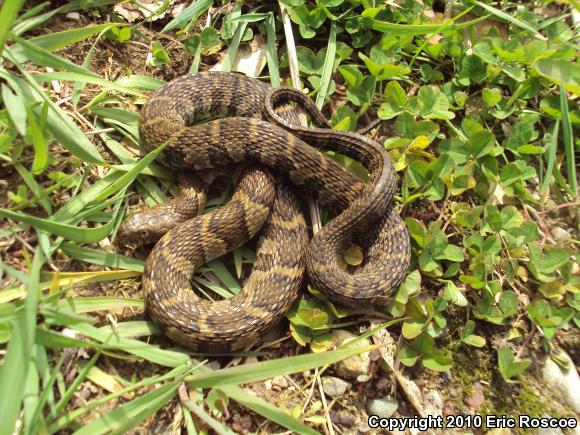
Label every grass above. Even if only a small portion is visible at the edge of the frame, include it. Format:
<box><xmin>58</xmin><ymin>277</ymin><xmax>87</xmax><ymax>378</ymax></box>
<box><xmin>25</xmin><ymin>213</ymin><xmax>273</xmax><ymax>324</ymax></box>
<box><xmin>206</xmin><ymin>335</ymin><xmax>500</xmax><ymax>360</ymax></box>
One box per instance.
<box><xmin>0</xmin><ymin>0</ymin><xmax>579</xmax><ymax>433</ymax></box>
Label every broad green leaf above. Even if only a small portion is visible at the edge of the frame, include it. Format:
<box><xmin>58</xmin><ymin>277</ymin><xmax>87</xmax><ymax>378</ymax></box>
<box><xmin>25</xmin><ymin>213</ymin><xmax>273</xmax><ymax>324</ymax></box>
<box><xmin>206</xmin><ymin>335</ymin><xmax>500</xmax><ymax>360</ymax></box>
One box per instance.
<box><xmin>498</xmin><ymin>347</ymin><xmax>531</xmax><ymax>383</ymax></box>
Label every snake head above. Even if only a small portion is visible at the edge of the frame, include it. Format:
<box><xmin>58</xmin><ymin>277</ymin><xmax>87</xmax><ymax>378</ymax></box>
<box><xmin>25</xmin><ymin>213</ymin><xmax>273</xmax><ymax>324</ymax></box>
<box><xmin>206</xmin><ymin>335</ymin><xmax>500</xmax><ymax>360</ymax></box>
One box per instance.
<box><xmin>115</xmin><ymin>212</ymin><xmax>166</xmax><ymax>247</ymax></box>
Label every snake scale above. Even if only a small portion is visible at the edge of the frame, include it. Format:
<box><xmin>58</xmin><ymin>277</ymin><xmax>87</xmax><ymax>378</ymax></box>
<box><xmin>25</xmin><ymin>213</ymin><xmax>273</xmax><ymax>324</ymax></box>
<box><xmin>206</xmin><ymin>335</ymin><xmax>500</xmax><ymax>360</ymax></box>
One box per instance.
<box><xmin>118</xmin><ymin>72</ymin><xmax>411</xmax><ymax>352</ymax></box>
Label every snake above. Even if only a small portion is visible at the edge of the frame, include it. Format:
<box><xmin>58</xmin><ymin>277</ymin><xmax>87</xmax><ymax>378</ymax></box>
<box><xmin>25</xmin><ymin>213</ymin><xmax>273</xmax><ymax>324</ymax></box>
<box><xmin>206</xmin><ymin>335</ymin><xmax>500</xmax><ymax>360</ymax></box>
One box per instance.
<box><xmin>117</xmin><ymin>72</ymin><xmax>411</xmax><ymax>352</ymax></box>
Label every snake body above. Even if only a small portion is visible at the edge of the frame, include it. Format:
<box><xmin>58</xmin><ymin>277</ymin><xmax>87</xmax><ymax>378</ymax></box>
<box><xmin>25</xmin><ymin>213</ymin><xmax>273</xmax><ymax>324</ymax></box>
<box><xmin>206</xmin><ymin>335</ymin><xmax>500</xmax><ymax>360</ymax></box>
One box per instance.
<box><xmin>119</xmin><ymin>72</ymin><xmax>410</xmax><ymax>352</ymax></box>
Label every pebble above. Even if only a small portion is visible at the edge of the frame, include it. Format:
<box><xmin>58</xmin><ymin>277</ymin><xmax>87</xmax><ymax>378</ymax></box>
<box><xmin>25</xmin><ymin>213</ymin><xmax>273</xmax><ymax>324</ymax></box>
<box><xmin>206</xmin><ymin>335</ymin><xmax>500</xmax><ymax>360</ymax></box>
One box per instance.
<box><xmin>551</xmin><ymin>227</ymin><xmax>571</xmax><ymax>243</ymax></box>
<box><xmin>331</xmin><ymin>330</ymin><xmax>371</xmax><ymax>379</ymax></box>
<box><xmin>231</xmin><ymin>413</ymin><xmax>252</xmax><ymax>433</ymax></box>
<box><xmin>422</xmin><ymin>389</ymin><xmax>443</xmax><ymax>416</ymax></box>
<box><xmin>321</xmin><ymin>376</ymin><xmax>351</xmax><ymax>397</ymax></box>
<box><xmin>271</xmin><ymin>375</ymin><xmax>288</xmax><ymax>389</ymax></box>
<box><xmin>330</xmin><ymin>411</ymin><xmax>355</xmax><ymax>426</ymax></box>
<box><xmin>542</xmin><ymin>352</ymin><xmax>580</xmax><ymax>413</ymax></box>
<box><xmin>465</xmin><ymin>382</ymin><xmax>485</xmax><ymax>410</ymax></box>
<box><xmin>375</xmin><ymin>376</ymin><xmax>390</xmax><ymax>392</ymax></box>
<box><xmin>366</xmin><ymin>397</ymin><xmax>398</xmax><ymax>418</ymax></box>
<box><xmin>65</xmin><ymin>12</ymin><xmax>80</xmax><ymax>20</ymax></box>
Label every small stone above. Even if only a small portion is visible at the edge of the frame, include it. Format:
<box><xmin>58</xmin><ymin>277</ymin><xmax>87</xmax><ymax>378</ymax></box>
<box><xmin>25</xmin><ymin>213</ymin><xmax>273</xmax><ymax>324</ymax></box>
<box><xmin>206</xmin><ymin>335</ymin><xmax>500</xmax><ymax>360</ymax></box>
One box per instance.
<box><xmin>542</xmin><ymin>352</ymin><xmax>580</xmax><ymax>413</ymax></box>
<box><xmin>271</xmin><ymin>376</ymin><xmax>288</xmax><ymax>389</ymax></box>
<box><xmin>264</xmin><ymin>379</ymin><xmax>272</xmax><ymax>390</ymax></box>
<box><xmin>321</xmin><ymin>376</ymin><xmax>351</xmax><ymax>397</ymax></box>
<box><xmin>331</xmin><ymin>330</ymin><xmax>371</xmax><ymax>380</ymax></box>
<box><xmin>465</xmin><ymin>382</ymin><xmax>485</xmax><ymax>410</ymax></box>
<box><xmin>65</xmin><ymin>12</ymin><xmax>80</xmax><ymax>20</ymax></box>
<box><xmin>231</xmin><ymin>413</ymin><xmax>252</xmax><ymax>433</ymax></box>
<box><xmin>375</xmin><ymin>376</ymin><xmax>389</xmax><ymax>392</ymax></box>
<box><xmin>440</xmin><ymin>370</ymin><xmax>452</xmax><ymax>382</ymax></box>
<box><xmin>423</xmin><ymin>389</ymin><xmax>443</xmax><ymax>416</ymax></box>
<box><xmin>443</xmin><ymin>399</ymin><xmax>455</xmax><ymax>416</ymax></box>
<box><xmin>330</xmin><ymin>411</ymin><xmax>355</xmax><ymax>426</ymax></box>
<box><xmin>244</xmin><ymin>356</ymin><xmax>258</xmax><ymax>365</ymax></box>
<box><xmin>357</xmin><ymin>374</ymin><xmax>371</xmax><ymax>383</ymax></box>
<box><xmin>366</xmin><ymin>397</ymin><xmax>398</xmax><ymax>419</ymax></box>
<box><xmin>551</xmin><ymin>227</ymin><xmax>571</xmax><ymax>243</ymax></box>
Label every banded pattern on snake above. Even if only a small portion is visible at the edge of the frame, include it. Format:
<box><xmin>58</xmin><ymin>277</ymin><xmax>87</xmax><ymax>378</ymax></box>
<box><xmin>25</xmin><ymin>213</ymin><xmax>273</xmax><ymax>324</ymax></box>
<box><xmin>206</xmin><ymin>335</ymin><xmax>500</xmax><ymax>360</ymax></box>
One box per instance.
<box><xmin>118</xmin><ymin>72</ymin><xmax>411</xmax><ymax>352</ymax></box>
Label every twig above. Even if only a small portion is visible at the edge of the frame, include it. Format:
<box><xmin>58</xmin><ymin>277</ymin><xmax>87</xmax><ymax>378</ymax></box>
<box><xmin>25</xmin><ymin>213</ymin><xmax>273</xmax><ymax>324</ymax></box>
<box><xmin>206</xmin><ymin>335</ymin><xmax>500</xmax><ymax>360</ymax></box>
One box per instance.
<box><xmin>515</xmin><ymin>328</ymin><xmax>536</xmax><ymax>360</ymax></box>
<box><xmin>537</xmin><ymin>201</ymin><xmax>580</xmax><ymax>215</ymax></box>
<box><xmin>316</xmin><ymin>369</ymin><xmax>335</xmax><ymax>435</ymax></box>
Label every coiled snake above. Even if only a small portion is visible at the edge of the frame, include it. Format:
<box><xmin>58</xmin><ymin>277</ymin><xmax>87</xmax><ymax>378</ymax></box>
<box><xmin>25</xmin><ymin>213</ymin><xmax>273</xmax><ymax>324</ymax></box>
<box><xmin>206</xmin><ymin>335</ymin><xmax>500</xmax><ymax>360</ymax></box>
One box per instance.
<box><xmin>118</xmin><ymin>72</ymin><xmax>410</xmax><ymax>352</ymax></box>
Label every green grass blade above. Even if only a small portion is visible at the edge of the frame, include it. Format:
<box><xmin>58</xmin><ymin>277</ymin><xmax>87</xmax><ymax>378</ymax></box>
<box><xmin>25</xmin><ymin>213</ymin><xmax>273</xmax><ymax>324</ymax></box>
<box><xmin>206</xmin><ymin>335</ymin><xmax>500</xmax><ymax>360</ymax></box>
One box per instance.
<box><xmin>181</xmin><ymin>400</ymin><xmax>236</xmax><ymax>435</ymax></box>
<box><xmin>264</xmin><ymin>12</ymin><xmax>280</xmax><ymax>87</ymax></box>
<box><xmin>13</xmin><ymin>2</ymin><xmax>49</xmax><ymax>24</ymax></box>
<box><xmin>12</xmin><ymin>2</ymin><xmax>54</xmax><ymax>34</ymax></box>
<box><xmin>71</xmin><ymin>323</ymin><xmax>190</xmax><ymax>367</ymax></box>
<box><xmin>92</xmin><ymin>142</ymin><xmax>169</xmax><ymax>202</ymax></box>
<box><xmin>10</xmin><ymin>34</ymin><xmax>99</xmax><ymax>76</ymax></box>
<box><xmin>0</xmin><ymin>66</ymin><xmax>105</xmax><ymax>163</ymax></box>
<box><xmin>34</xmin><ymin>71</ymin><xmax>144</xmax><ymax>96</ymax></box>
<box><xmin>0</xmin><ymin>208</ymin><xmax>115</xmax><ymax>243</ymax></box>
<box><xmin>186</xmin><ymin>345</ymin><xmax>378</xmax><ymax>388</ymax></box>
<box><xmin>0</xmin><ymin>0</ymin><xmax>25</xmax><ymax>54</ymax></box>
<box><xmin>470</xmin><ymin>0</ymin><xmax>547</xmax><ymax>40</ymax></box>
<box><xmin>25</xmin><ymin>105</ymin><xmax>49</xmax><ymax>175</ymax></box>
<box><xmin>51</xmin><ymin>172</ymin><xmax>126</xmax><ymax>221</ymax></box>
<box><xmin>115</xmin><ymin>75</ymin><xmax>165</xmax><ymax>91</ymax></box>
<box><xmin>28</xmin><ymin>23</ymin><xmax>117</xmax><ymax>50</ymax></box>
<box><xmin>23</xmin><ymin>356</ymin><xmax>41</xmax><ymax>433</ymax></box>
<box><xmin>540</xmin><ymin>120</ymin><xmax>559</xmax><ymax>197</ymax></box>
<box><xmin>60</xmin><ymin>243</ymin><xmax>145</xmax><ymax>272</ymax></box>
<box><xmin>0</xmin><ymin>249</ymin><xmax>44</xmax><ymax>434</ymax></box>
<box><xmin>366</xmin><ymin>14</ymin><xmax>488</xmax><ymax>34</ymax></box>
<box><xmin>1</xmin><ymin>82</ymin><xmax>27</xmax><ymax>135</ymax></box>
<box><xmin>222</xmin><ymin>22</ymin><xmax>248</xmax><ymax>73</ymax></box>
<box><xmin>24</xmin><ymin>352</ymin><xmax>65</xmax><ymax>435</ymax></box>
<box><xmin>162</xmin><ymin>0</ymin><xmax>212</xmax><ymax>32</ymax></box>
<box><xmin>560</xmin><ymin>85</ymin><xmax>577</xmax><ymax>195</ymax></box>
<box><xmin>14</xmin><ymin>162</ymin><xmax>52</xmax><ymax>214</ymax></box>
<box><xmin>56</xmin><ymin>297</ymin><xmax>144</xmax><ymax>314</ymax></box>
<box><xmin>52</xmin><ymin>351</ymin><xmax>101</xmax><ymax>417</ymax></box>
<box><xmin>315</xmin><ymin>22</ymin><xmax>336</xmax><ymax>109</ymax></box>
<box><xmin>98</xmin><ymin>321</ymin><xmax>159</xmax><ymax>338</ymax></box>
<box><xmin>206</xmin><ymin>259</ymin><xmax>241</xmax><ymax>294</ymax></box>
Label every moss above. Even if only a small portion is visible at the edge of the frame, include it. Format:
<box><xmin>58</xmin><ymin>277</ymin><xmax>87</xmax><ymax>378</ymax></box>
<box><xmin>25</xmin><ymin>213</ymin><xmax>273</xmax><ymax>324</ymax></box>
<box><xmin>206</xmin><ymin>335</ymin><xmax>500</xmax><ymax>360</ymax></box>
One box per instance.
<box><xmin>439</xmin><ymin>345</ymin><xmax>559</xmax><ymax>434</ymax></box>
